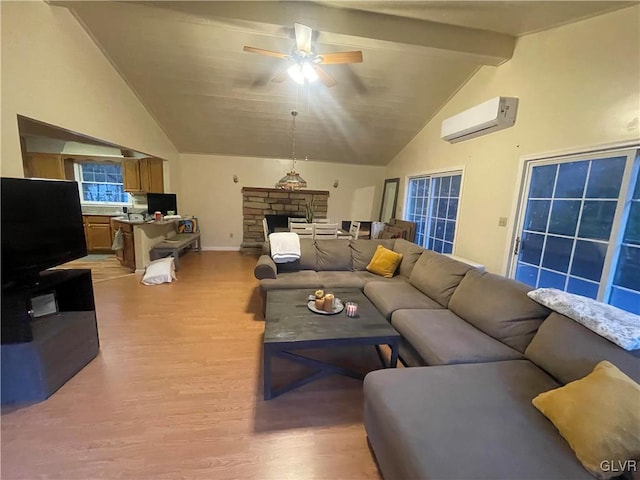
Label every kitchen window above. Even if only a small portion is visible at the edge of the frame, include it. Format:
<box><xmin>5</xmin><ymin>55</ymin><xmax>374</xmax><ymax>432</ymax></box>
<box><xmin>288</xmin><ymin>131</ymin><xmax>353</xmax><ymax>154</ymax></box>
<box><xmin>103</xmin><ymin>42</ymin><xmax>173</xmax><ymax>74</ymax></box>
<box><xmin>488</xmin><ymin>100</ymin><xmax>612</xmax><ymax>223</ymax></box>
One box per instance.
<box><xmin>75</xmin><ymin>162</ymin><xmax>130</xmax><ymax>205</ymax></box>
<box><xmin>404</xmin><ymin>171</ymin><xmax>463</xmax><ymax>254</ymax></box>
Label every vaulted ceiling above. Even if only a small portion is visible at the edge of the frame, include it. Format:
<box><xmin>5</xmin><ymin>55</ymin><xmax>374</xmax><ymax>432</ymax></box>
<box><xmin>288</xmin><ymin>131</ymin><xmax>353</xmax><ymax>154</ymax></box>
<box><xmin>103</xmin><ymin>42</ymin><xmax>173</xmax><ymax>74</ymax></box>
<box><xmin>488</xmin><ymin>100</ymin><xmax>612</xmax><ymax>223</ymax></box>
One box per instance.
<box><xmin>54</xmin><ymin>1</ymin><xmax>633</xmax><ymax>166</ymax></box>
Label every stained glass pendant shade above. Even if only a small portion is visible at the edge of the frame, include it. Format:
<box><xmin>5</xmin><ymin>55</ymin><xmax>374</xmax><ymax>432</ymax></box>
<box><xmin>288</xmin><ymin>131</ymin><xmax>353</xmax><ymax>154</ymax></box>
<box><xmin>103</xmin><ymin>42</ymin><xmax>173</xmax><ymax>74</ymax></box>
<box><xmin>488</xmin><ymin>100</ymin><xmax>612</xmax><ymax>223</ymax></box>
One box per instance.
<box><xmin>276</xmin><ymin>110</ymin><xmax>307</xmax><ymax>190</ymax></box>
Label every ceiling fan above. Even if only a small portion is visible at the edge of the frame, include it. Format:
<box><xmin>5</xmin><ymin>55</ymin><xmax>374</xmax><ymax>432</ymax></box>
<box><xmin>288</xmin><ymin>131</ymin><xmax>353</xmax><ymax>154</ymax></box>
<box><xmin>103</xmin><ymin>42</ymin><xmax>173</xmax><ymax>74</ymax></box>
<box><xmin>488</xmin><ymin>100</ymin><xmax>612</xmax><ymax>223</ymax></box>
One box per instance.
<box><xmin>243</xmin><ymin>23</ymin><xmax>363</xmax><ymax>87</ymax></box>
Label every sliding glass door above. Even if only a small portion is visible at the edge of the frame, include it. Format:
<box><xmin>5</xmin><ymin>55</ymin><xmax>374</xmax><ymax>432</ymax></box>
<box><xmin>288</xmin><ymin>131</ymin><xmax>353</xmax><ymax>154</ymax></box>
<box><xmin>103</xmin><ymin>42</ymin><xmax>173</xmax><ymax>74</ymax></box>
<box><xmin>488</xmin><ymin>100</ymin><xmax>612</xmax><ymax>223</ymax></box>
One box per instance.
<box><xmin>511</xmin><ymin>148</ymin><xmax>639</xmax><ymax>314</ymax></box>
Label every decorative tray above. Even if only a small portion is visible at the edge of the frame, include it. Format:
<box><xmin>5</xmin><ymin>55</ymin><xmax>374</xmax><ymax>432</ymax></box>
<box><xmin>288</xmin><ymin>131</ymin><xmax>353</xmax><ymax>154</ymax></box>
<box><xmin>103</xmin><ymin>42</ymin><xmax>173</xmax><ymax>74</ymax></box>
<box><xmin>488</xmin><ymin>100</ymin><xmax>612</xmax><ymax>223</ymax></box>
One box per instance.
<box><xmin>307</xmin><ymin>299</ymin><xmax>344</xmax><ymax>315</ymax></box>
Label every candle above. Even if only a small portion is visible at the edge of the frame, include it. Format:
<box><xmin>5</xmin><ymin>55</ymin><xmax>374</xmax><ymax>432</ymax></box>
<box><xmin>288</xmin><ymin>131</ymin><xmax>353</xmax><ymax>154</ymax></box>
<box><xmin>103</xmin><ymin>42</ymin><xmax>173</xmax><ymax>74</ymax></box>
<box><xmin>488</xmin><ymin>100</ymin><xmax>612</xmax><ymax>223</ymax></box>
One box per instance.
<box><xmin>345</xmin><ymin>301</ymin><xmax>358</xmax><ymax>317</ymax></box>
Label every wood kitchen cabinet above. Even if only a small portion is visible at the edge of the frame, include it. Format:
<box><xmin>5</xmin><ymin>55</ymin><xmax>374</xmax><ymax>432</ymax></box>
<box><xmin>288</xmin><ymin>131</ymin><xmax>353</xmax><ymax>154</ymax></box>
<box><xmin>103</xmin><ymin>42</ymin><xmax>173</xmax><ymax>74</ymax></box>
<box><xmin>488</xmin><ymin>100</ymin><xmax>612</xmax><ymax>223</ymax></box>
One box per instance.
<box><xmin>24</xmin><ymin>153</ymin><xmax>74</xmax><ymax>180</ymax></box>
<box><xmin>122</xmin><ymin>159</ymin><xmax>141</xmax><ymax>192</ymax></box>
<box><xmin>122</xmin><ymin>157</ymin><xmax>164</xmax><ymax>193</ymax></box>
<box><xmin>83</xmin><ymin>215</ymin><xmax>114</xmax><ymax>253</ymax></box>
<box><xmin>140</xmin><ymin>157</ymin><xmax>164</xmax><ymax>193</ymax></box>
<box><xmin>111</xmin><ymin>219</ymin><xmax>135</xmax><ymax>271</ymax></box>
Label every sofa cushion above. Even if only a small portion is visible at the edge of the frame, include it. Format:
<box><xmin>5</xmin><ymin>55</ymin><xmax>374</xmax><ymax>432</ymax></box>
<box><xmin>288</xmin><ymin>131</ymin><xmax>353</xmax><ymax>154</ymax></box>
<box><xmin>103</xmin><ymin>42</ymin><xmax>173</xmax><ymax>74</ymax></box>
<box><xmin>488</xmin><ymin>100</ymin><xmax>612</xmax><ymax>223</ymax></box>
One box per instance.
<box><xmin>532</xmin><ymin>361</ymin><xmax>640</xmax><ymax>479</ymax></box>
<box><xmin>274</xmin><ymin>238</ymin><xmax>317</xmax><ymax>272</ymax></box>
<box><xmin>315</xmin><ymin>239</ymin><xmax>352</xmax><ymax>271</ymax></box>
<box><xmin>364</xmin><ymin>361</ymin><xmax>592</xmax><ymax>480</ymax></box>
<box><xmin>391</xmin><ymin>309</ymin><xmax>523</xmax><ymax>365</ymax></box>
<box><xmin>364</xmin><ymin>281</ymin><xmax>442</xmax><ymax>320</ymax></box>
<box><xmin>259</xmin><ymin>271</ymin><xmax>322</xmax><ymax>292</ymax></box>
<box><xmin>317</xmin><ymin>271</ymin><xmax>367</xmax><ymax>289</ymax></box>
<box><xmin>366</xmin><ymin>245</ymin><xmax>403</xmax><ymax>278</ymax></box>
<box><xmin>350</xmin><ymin>239</ymin><xmax>395</xmax><ymax>271</ymax></box>
<box><xmin>525</xmin><ymin>312</ymin><xmax>640</xmax><ymax>384</ymax></box>
<box><xmin>448</xmin><ymin>269</ymin><xmax>549</xmax><ymax>353</ymax></box>
<box><xmin>392</xmin><ymin>238</ymin><xmax>425</xmax><ymax>278</ymax></box>
<box><xmin>355</xmin><ymin>271</ymin><xmax>409</xmax><ymax>286</ymax></box>
<box><xmin>409</xmin><ymin>250</ymin><xmax>473</xmax><ymax>307</ymax></box>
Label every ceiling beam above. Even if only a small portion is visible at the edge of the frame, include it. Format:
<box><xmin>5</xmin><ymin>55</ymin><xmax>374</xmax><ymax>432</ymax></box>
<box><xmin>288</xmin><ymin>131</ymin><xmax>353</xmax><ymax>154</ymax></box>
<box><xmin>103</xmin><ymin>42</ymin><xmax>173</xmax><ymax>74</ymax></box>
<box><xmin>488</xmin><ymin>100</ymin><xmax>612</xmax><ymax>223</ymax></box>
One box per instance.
<box><xmin>51</xmin><ymin>0</ymin><xmax>515</xmax><ymax>66</ymax></box>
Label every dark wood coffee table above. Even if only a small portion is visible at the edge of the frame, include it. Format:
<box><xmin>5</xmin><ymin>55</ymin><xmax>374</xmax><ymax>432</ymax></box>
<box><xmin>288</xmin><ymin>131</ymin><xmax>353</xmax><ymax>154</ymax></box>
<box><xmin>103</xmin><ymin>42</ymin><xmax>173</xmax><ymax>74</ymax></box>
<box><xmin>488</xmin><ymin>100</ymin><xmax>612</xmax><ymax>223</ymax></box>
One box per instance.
<box><xmin>263</xmin><ymin>288</ymin><xmax>400</xmax><ymax>400</ymax></box>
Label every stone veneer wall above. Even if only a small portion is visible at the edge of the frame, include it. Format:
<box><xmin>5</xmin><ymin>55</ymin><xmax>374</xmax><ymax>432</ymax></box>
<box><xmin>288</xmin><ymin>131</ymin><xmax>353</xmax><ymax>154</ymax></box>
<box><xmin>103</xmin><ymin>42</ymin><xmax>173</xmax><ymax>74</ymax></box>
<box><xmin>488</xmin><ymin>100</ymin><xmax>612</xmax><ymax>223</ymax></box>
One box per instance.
<box><xmin>241</xmin><ymin>187</ymin><xmax>329</xmax><ymax>255</ymax></box>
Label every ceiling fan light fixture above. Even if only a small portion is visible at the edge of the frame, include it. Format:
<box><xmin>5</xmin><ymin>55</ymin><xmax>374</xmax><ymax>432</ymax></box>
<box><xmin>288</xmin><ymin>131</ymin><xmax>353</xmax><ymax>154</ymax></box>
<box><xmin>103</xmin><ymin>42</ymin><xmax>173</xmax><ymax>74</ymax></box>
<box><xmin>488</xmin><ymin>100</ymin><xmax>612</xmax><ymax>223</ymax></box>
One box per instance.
<box><xmin>287</xmin><ymin>64</ymin><xmax>305</xmax><ymax>85</ymax></box>
<box><xmin>287</xmin><ymin>62</ymin><xmax>318</xmax><ymax>85</ymax></box>
<box><xmin>301</xmin><ymin>62</ymin><xmax>318</xmax><ymax>82</ymax></box>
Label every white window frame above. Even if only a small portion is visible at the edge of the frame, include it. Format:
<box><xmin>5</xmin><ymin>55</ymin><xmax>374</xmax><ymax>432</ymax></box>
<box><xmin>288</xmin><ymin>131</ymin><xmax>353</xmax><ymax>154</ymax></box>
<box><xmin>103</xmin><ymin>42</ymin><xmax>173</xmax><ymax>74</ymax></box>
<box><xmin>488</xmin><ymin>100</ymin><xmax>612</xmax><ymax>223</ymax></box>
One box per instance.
<box><xmin>74</xmin><ymin>161</ymin><xmax>131</xmax><ymax>206</ymax></box>
<box><xmin>506</xmin><ymin>141</ymin><xmax>639</xmax><ymax>305</ymax></box>
<box><xmin>403</xmin><ymin>168</ymin><xmax>465</xmax><ymax>254</ymax></box>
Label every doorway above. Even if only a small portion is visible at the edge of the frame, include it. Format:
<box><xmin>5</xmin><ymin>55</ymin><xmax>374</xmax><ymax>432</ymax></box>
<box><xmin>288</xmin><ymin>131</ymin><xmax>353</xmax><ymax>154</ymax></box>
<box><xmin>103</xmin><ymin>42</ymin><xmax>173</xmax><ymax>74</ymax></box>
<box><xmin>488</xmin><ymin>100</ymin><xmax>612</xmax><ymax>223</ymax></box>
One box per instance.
<box><xmin>509</xmin><ymin>146</ymin><xmax>639</xmax><ymax>314</ymax></box>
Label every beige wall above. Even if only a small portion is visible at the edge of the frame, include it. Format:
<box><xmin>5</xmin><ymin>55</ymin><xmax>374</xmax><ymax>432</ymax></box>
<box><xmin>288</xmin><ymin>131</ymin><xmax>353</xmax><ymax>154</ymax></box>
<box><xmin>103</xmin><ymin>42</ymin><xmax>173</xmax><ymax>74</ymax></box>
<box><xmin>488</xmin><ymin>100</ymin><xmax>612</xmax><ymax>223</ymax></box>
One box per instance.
<box><xmin>178</xmin><ymin>154</ymin><xmax>386</xmax><ymax>249</ymax></box>
<box><xmin>386</xmin><ymin>6</ymin><xmax>640</xmax><ymax>274</ymax></box>
<box><xmin>0</xmin><ymin>1</ymin><xmax>178</xmax><ymax>185</ymax></box>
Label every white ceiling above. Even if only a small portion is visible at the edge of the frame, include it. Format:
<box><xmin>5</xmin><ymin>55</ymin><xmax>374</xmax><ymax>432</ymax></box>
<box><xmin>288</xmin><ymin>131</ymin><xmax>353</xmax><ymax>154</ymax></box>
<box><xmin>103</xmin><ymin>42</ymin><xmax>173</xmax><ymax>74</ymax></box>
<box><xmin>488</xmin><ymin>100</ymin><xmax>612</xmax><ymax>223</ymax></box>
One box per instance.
<box><xmin>54</xmin><ymin>1</ymin><xmax>634</xmax><ymax>166</ymax></box>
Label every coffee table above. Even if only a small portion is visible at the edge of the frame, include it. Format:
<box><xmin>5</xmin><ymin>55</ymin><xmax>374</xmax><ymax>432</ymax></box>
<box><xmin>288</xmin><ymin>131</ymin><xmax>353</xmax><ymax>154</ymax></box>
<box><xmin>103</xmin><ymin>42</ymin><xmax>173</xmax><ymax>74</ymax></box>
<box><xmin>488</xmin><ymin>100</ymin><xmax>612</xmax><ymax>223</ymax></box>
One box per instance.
<box><xmin>263</xmin><ymin>288</ymin><xmax>400</xmax><ymax>400</ymax></box>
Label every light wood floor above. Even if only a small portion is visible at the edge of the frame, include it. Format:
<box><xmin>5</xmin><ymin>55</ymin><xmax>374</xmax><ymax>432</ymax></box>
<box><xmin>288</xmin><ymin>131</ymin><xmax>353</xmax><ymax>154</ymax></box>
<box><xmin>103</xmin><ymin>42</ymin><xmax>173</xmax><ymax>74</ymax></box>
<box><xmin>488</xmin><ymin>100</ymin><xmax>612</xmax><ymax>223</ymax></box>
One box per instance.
<box><xmin>1</xmin><ymin>252</ymin><xmax>383</xmax><ymax>480</ymax></box>
<box><xmin>59</xmin><ymin>255</ymin><xmax>134</xmax><ymax>283</ymax></box>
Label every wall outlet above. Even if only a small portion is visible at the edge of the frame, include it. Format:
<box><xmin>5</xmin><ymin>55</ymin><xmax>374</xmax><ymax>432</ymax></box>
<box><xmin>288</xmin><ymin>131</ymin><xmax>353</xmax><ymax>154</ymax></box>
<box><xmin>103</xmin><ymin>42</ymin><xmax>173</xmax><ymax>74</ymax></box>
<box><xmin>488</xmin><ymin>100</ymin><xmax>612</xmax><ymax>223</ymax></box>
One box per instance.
<box><xmin>230</xmin><ymin>232</ymin><xmax>234</xmax><ymax>238</ymax></box>
<box><xmin>498</xmin><ymin>217</ymin><xmax>508</xmax><ymax>227</ymax></box>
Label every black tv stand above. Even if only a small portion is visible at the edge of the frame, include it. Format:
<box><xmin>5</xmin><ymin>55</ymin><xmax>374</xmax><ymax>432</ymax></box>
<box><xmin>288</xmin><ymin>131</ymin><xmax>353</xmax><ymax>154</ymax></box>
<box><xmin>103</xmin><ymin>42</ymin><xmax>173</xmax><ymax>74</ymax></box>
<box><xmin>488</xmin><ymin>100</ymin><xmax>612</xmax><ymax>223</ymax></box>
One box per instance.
<box><xmin>1</xmin><ymin>269</ymin><xmax>100</xmax><ymax>405</ymax></box>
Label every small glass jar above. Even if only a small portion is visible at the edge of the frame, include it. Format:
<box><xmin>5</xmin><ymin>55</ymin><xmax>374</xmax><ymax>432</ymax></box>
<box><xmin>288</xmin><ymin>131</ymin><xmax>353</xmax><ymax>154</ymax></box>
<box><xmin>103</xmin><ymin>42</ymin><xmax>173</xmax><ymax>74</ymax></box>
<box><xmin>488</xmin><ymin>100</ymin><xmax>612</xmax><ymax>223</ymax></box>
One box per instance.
<box><xmin>345</xmin><ymin>301</ymin><xmax>358</xmax><ymax>318</ymax></box>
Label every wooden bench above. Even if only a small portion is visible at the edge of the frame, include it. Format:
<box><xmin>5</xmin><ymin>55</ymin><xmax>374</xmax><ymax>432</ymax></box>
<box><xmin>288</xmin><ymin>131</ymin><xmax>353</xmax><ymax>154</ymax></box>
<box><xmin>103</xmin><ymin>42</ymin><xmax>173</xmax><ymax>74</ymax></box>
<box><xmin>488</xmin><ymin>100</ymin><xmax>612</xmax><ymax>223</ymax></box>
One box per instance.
<box><xmin>150</xmin><ymin>232</ymin><xmax>201</xmax><ymax>270</ymax></box>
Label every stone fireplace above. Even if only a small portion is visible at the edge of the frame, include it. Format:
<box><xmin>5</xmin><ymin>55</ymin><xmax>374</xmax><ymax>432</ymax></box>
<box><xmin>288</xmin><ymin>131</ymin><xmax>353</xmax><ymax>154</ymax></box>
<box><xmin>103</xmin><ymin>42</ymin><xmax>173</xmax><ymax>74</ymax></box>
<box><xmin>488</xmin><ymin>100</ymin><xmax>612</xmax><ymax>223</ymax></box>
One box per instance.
<box><xmin>241</xmin><ymin>187</ymin><xmax>329</xmax><ymax>255</ymax></box>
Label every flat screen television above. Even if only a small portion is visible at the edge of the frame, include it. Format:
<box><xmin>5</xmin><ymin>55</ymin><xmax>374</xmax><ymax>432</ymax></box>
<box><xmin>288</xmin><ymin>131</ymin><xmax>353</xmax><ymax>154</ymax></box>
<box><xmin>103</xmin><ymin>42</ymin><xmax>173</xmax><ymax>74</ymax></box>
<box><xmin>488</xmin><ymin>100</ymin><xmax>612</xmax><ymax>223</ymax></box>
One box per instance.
<box><xmin>147</xmin><ymin>193</ymin><xmax>177</xmax><ymax>215</ymax></box>
<box><xmin>1</xmin><ymin>177</ymin><xmax>87</xmax><ymax>286</ymax></box>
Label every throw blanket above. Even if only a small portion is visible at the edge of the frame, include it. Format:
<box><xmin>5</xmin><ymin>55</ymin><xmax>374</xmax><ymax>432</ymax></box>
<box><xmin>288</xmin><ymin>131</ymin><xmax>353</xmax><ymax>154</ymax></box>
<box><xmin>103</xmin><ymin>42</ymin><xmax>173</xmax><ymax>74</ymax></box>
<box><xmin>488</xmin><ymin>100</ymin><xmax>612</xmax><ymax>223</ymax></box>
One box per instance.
<box><xmin>269</xmin><ymin>232</ymin><xmax>301</xmax><ymax>264</ymax></box>
<box><xmin>527</xmin><ymin>288</ymin><xmax>640</xmax><ymax>351</ymax></box>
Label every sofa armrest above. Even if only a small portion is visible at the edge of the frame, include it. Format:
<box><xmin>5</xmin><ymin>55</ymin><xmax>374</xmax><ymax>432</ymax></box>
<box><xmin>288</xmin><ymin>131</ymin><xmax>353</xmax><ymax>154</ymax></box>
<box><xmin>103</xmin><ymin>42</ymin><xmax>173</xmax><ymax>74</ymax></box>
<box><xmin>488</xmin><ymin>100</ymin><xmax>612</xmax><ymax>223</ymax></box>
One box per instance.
<box><xmin>255</xmin><ymin>255</ymin><xmax>277</xmax><ymax>280</ymax></box>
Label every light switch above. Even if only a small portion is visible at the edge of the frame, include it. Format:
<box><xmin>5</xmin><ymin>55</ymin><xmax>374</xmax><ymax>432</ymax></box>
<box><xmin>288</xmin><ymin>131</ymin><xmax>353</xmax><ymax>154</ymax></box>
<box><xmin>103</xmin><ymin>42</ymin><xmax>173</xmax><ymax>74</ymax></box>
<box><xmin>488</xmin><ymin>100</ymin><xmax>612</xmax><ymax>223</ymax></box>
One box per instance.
<box><xmin>498</xmin><ymin>217</ymin><xmax>508</xmax><ymax>227</ymax></box>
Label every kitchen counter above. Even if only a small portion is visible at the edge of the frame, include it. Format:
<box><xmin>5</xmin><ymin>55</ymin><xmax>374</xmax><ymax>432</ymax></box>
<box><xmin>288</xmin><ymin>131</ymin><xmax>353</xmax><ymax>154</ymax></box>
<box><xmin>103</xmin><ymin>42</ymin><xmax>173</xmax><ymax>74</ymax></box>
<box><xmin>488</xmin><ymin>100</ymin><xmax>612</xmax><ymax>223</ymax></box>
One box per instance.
<box><xmin>81</xmin><ymin>208</ymin><xmax>125</xmax><ymax>216</ymax></box>
<box><xmin>111</xmin><ymin>216</ymin><xmax>146</xmax><ymax>225</ymax></box>
<box><xmin>111</xmin><ymin>216</ymin><xmax>179</xmax><ymax>225</ymax></box>
<box><xmin>111</xmin><ymin>218</ymin><xmax>180</xmax><ymax>272</ymax></box>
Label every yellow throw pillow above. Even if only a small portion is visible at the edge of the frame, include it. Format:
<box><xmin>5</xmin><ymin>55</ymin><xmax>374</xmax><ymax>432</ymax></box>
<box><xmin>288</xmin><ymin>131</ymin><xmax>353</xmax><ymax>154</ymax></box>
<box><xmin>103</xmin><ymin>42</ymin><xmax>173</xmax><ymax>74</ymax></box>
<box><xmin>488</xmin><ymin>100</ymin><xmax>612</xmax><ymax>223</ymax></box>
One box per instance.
<box><xmin>532</xmin><ymin>361</ymin><xmax>640</xmax><ymax>479</ymax></box>
<box><xmin>366</xmin><ymin>245</ymin><xmax>403</xmax><ymax>278</ymax></box>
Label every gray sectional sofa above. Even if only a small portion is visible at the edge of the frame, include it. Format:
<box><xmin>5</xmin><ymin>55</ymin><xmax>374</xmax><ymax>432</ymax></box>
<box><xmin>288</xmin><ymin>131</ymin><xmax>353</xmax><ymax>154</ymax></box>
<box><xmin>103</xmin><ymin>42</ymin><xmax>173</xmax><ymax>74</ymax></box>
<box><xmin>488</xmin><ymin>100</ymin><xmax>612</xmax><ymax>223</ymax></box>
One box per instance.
<box><xmin>254</xmin><ymin>238</ymin><xmax>640</xmax><ymax>479</ymax></box>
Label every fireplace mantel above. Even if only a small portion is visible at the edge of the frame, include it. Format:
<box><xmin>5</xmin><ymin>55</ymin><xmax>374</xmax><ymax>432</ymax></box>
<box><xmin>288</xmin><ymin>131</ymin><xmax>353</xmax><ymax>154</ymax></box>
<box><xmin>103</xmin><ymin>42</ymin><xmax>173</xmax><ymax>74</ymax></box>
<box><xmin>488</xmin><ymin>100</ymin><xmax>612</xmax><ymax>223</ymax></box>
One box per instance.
<box><xmin>241</xmin><ymin>187</ymin><xmax>330</xmax><ymax>255</ymax></box>
<box><xmin>241</xmin><ymin>187</ymin><xmax>330</xmax><ymax>195</ymax></box>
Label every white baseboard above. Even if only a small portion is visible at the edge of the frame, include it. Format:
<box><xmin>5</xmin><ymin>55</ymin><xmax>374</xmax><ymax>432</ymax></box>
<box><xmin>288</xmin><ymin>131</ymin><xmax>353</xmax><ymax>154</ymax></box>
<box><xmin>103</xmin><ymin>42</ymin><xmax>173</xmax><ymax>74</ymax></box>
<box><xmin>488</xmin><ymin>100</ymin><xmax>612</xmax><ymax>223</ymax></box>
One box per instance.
<box><xmin>201</xmin><ymin>246</ymin><xmax>241</xmax><ymax>251</ymax></box>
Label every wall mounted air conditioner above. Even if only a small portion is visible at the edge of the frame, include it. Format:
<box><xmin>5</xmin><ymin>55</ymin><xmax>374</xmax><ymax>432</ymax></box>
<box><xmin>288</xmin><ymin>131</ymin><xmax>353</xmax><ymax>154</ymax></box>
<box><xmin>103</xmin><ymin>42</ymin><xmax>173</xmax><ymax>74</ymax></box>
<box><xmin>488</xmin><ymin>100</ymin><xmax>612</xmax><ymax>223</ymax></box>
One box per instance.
<box><xmin>441</xmin><ymin>96</ymin><xmax>519</xmax><ymax>143</ymax></box>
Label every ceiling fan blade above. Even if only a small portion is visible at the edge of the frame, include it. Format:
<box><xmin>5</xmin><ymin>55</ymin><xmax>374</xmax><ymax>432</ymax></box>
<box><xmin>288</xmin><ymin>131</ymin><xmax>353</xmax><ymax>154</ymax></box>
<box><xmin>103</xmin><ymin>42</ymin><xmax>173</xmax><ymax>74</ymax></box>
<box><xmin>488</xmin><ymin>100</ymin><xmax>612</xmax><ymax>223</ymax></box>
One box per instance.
<box><xmin>243</xmin><ymin>46</ymin><xmax>288</xmax><ymax>59</ymax></box>
<box><xmin>318</xmin><ymin>51</ymin><xmax>363</xmax><ymax>65</ymax></box>
<box><xmin>294</xmin><ymin>23</ymin><xmax>313</xmax><ymax>54</ymax></box>
<box><xmin>313</xmin><ymin>65</ymin><xmax>337</xmax><ymax>88</ymax></box>
<box><xmin>272</xmin><ymin>68</ymin><xmax>289</xmax><ymax>83</ymax></box>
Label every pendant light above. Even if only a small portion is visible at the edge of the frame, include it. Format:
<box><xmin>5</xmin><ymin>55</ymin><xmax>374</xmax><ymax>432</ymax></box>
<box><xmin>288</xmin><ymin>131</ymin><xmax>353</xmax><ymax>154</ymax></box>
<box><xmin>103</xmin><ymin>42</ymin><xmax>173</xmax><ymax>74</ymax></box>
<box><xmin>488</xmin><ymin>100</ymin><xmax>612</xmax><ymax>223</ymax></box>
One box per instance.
<box><xmin>276</xmin><ymin>110</ymin><xmax>307</xmax><ymax>190</ymax></box>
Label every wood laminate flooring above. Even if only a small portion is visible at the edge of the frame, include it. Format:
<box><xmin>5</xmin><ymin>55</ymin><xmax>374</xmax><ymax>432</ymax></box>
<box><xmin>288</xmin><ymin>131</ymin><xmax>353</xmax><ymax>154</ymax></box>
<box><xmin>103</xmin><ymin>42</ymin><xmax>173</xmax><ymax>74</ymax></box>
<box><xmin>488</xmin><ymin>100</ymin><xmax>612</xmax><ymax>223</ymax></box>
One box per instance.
<box><xmin>59</xmin><ymin>254</ymin><xmax>135</xmax><ymax>283</ymax></box>
<box><xmin>1</xmin><ymin>252</ymin><xmax>383</xmax><ymax>480</ymax></box>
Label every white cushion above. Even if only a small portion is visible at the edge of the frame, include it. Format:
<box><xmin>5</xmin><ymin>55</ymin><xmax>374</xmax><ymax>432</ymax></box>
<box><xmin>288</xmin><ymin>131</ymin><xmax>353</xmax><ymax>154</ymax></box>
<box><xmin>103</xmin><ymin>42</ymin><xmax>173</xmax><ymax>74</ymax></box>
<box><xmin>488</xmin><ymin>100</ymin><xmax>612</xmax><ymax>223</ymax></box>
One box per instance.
<box><xmin>527</xmin><ymin>288</ymin><xmax>640</xmax><ymax>351</ymax></box>
<box><xmin>141</xmin><ymin>257</ymin><xmax>177</xmax><ymax>285</ymax></box>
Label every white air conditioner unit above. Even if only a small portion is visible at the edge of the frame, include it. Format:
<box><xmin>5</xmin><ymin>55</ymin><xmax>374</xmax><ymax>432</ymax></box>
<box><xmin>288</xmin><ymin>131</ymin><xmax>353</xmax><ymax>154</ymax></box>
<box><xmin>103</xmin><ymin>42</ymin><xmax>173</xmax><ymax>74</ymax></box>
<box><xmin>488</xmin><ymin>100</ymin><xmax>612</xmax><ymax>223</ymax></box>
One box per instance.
<box><xmin>441</xmin><ymin>96</ymin><xmax>519</xmax><ymax>143</ymax></box>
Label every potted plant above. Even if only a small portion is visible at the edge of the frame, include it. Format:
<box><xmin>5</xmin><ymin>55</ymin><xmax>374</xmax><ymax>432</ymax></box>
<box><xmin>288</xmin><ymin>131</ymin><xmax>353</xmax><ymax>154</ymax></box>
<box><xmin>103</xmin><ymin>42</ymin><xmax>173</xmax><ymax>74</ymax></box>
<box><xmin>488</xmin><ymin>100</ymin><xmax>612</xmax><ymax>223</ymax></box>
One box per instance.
<box><xmin>305</xmin><ymin>198</ymin><xmax>316</xmax><ymax>223</ymax></box>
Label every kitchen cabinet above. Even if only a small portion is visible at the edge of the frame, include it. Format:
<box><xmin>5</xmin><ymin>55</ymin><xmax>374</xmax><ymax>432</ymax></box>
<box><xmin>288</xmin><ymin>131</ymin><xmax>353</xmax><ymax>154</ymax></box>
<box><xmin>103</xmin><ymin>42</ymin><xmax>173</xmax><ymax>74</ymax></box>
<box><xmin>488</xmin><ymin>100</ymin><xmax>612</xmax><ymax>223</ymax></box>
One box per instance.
<box><xmin>123</xmin><ymin>157</ymin><xmax>164</xmax><ymax>193</ymax></box>
<box><xmin>122</xmin><ymin>159</ymin><xmax>141</xmax><ymax>192</ymax></box>
<box><xmin>83</xmin><ymin>215</ymin><xmax>114</xmax><ymax>253</ymax></box>
<box><xmin>24</xmin><ymin>153</ymin><xmax>74</xmax><ymax>180</ymax></box>
<box><xmin>140</xmin><ymin>157</ymin><xmax>164</xmax><ymax>193</ymax></box>
<box><xmin>111</xmin><ymin>219</ymin><xmax>135</xmax><ymax>271</ymax></box>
